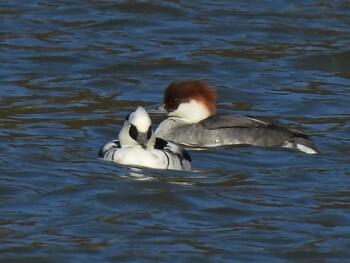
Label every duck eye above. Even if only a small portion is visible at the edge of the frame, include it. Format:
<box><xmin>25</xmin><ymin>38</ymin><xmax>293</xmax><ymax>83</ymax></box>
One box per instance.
<box><xmin>129</xmin><ymin>124</ymin><xmax>138</xmax><ymax>141</ymax></box>
<box><xmin>172</xmin><ymin>98</ymin><xmax>178</xmax><ymax>103</ymax></box>
<box><xmin>147</xmin><ymin>126</ymin><xmax>152</xmax><ymax>139</ymax></box>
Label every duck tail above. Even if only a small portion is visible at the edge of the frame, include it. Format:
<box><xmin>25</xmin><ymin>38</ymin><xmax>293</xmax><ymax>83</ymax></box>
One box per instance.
<box><xmin>283</xmin><ymin>133</ymin><xmax>320</xmax><ymax>154</ymax></box>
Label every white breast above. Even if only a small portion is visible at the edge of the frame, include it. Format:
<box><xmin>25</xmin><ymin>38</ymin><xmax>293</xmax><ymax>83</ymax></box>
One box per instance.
<box><xmin>103</xmin><ymin>145</ymin><xmax>184</xmax><ymax>170</ymax></box>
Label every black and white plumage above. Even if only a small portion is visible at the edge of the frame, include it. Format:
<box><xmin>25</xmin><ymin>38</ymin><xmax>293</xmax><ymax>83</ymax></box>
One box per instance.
<box><xmin>99</xmin><ymin>107</ymin><xmax>192</xmax><ymax>171</ymax></box>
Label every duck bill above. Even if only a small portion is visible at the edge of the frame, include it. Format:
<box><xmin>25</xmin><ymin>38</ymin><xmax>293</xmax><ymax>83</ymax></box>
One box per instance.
<box><xmin>136</xmin><ymin>132</ymin><xmax>149</xmax><ymax>147</ymax></box>
<box><xmin>147</xmin><ymin>104</ymin><xmax>168</xmax><ymax>114</ymax></box>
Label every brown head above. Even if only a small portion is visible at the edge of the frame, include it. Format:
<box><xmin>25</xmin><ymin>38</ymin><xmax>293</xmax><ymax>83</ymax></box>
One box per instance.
<box><xmin>163</xmin><ymin>80</ymin><xmax>217</xmax><ymax>116</ymax></box>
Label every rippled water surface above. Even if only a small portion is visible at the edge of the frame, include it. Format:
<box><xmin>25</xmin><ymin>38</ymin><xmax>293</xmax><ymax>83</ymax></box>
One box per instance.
<box><xmin>1</xmin><ymin>1</ymin><xmax>350</xmax><ymax>262</ymax></box>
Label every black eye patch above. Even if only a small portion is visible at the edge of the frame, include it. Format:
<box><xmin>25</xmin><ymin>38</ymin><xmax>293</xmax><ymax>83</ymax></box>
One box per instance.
<box><xmin>147</xmin><ymin>126</ymin><xmax>152</xmax><ymax>139</ymax></box>
<box><xmin>129</xmin><ymin>124</ymin><xmax>138</xmax><ymax>141</ymax></box>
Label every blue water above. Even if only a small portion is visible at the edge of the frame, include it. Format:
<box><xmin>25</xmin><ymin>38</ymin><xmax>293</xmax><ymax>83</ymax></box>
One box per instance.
<box><xmin>1</xmin><ymin>1</ymin><xmax>349</xmax><ymax>262</ymax></box>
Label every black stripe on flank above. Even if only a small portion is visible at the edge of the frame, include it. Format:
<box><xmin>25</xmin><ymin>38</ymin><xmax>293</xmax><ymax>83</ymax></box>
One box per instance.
<box><xmin>182</xmin><ymin>149</ymin><xmax>192</xmax><ymax>162</ymax></box>
<box><xmin>163</xmin><ymin>151</ymin><xmax>170</xmax><ymax>169</ymax></box>
<box><xmin>98</xmin><ymin>140</ymin><xmax>121</xmax><ymax>157</ymax></box>
<box><xmin>154</xmin><ymin>137</ymin><xmax>168</xmax><ymax>150</ymax></box>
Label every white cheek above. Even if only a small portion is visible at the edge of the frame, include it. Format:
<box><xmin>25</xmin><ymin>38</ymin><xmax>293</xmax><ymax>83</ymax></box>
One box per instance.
<box><xmin>118</xmin><ymin>124</ymin><xmax>136</xmax><ymax>146</ymax></box>
<box><xmin>170</xmin><ymin>100</ymin><xmax>210</xmax><ymax>123</ymax></box>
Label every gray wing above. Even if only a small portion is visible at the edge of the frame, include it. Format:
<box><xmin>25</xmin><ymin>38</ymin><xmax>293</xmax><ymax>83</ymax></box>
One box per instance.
<box><xmin>200</xmin><ymin>114</ymin><xmax>312</xmax><ymax>137</ymax></box>
<box><xmin>201</xmin><ymin>114</ymin><xmax>276</xmax><ymax>129</ymax></box>
<box><xmin>199</xmin><ymin>114</ymin><xmax>319</xmax><ymax>153</ymax></box>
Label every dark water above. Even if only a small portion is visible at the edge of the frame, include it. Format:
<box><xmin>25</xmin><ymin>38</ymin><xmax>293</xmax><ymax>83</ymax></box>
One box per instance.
<box><xmin>1</xmin><ymin>1</ymin><xmax>350</xmax><ymax>262</ymax></box>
